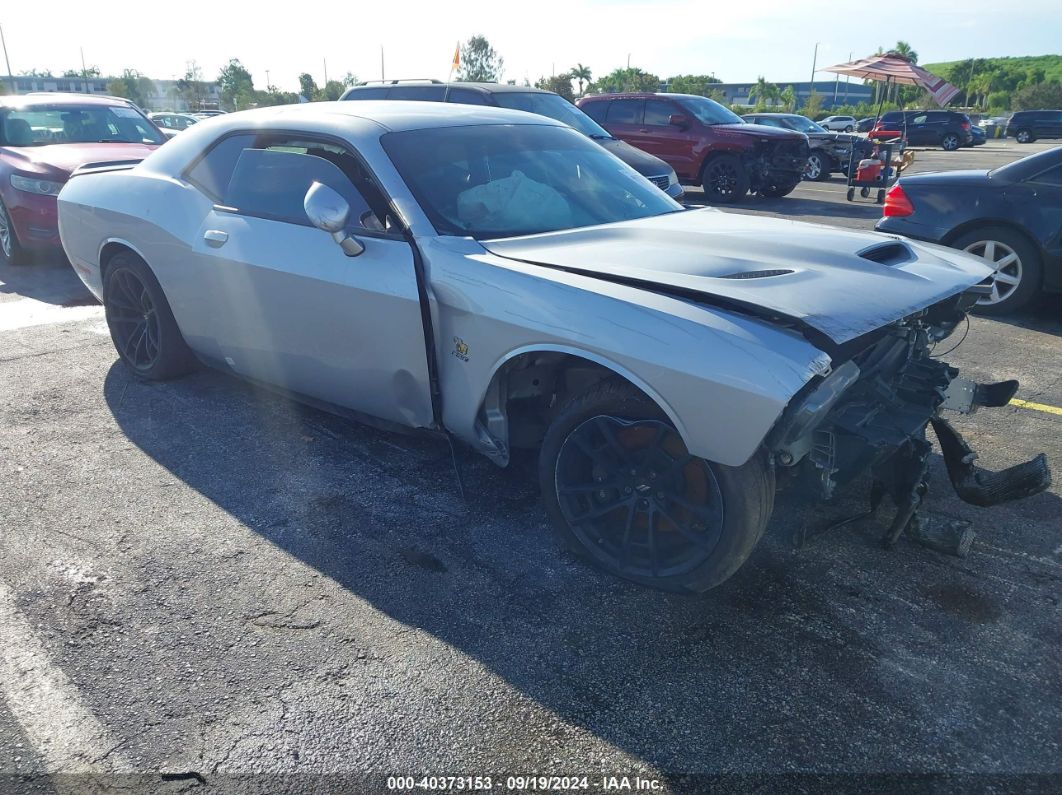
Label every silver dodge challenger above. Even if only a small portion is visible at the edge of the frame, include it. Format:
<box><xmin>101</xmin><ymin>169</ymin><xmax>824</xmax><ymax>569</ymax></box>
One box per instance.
<box><xmin>57</xmin><ymin>102</ymin><xmax>1050</xmax><ymax>592</ymax></box>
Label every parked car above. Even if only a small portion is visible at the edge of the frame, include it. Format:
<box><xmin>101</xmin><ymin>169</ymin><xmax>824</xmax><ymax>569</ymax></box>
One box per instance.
<box><xmin>342</xmin><ymin>81</ymin><xmax>682</xmax><ymax>199</ymax></box>
<box><xmin>578</xmin><ymin>93</ymin><xmax>808</xmax><ymax>202</ymax></box>
<box><xmin>193</xmin><ymin>110</ymin><xmax>226</xmax><ymax>118</ymax></box>
<box><xmin>0</xmin><ymin>94</ymin><xmax>165</xmax><ymax>266</ymax></box>
<box><xmin>149</xmin><ymin>112</ymin><xmax>200</xmax><ymax>132</ymax></box>
<box><xmin>856</xmin><ymin>117</ymin><xmax>876</xmax><ymax>133</ymax></box>
<box><xmin>876</xmin><ymin>147</ymin><xmax>1062</xmax><ymax>314</ymax></box>
<box><xmin>967</xmin><ymin>124</ymin><xmax>986</xmax><ymax>147</ymax></box>
<box><xmin>1005</xmin><ymin>110</ymin><xmax>1062</xmax><ymax>143</ymax></box>
<box><xmin>872</xmin><ymin>110</ymin><xmax>973</xmax><ymax>150</ymax></box>
<box><xmin>819</xmin><ymin>115</ymin><xmax>857</xmax><ymax>132</ymax></box>
<box><xmin>57</xmin><ymin>102</ymin><xmax>1049</xmax><ymax>592</ymax></box>
<box><xmin>742</xmin><ymin>112</ymin><xmax>856</xmax><ymax>181</ymax></box>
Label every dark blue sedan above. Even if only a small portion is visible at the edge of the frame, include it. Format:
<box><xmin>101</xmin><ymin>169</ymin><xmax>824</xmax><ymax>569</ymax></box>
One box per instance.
<box><xmin>876</xmin><ymin>147</ymin><xmax>1062</xmax><ymax>314</ymax></box>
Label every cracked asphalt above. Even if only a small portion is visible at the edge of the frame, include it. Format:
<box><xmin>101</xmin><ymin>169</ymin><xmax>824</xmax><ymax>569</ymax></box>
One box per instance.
<box><xmin>1</xmin><ymin>140</ymin><xmax>1060</xmax><ymax>794</ymax></box>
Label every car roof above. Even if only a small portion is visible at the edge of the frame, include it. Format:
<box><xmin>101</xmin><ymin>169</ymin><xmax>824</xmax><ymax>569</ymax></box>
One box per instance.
<box><xmin>743</xmin><ymin>112</ymin><xmax>804</xmax><ymax>118</ymax></box>
<box><xmin>0</xmin><ymin>93</ymin><xmax>137</xmax><ymax>110</ymax></box>
<box><xmin>347</xmin><ymin>82</ymin><xmax>552</xmax><ymax>95</ymax></box>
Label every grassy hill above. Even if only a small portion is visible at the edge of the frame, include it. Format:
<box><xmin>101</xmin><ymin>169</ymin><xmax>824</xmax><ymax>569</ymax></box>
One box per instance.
<box><xmin>923</xmin><ymin>54</ymin><xmax>1062</xmax><ymax>83</ymax></box>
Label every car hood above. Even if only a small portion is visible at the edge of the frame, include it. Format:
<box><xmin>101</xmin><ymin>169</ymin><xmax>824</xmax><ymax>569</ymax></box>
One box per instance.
<box><xmin>594</xmin><ymin>137</ymin><xmax>673</xmax><ymax>178</ymax></box>
<box><xmin>482</xmin><ymin>208</ymin><xmax>993</xmax><ymax>345</ymax></box>
<box><xmin>2</xmin><ymin>142</ymin><xmax>158</xmax><ymax>179</ymax></box>
<box><xmin>713</xmin><ymin>123</ymin><xmax>806</xmax><ymax>141</ymax></box>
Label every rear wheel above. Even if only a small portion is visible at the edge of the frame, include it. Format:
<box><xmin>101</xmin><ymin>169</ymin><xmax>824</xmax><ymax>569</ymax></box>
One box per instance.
<box><xmin>1015</xmin><ymin>129</ymin><xmax>1035</xmax><ymax>144</ymax></box>
<box><xmin>0</xmin><ymin>199</ymin><xmax>29</xmax><ymax>266</ymax></box>
<box><xmin>941</xmin><ymin>133</ymin><xmax>961</xmax><ymax>151</ymax></box>
<box><xmin>758</xmin><ymin>179</ymin><xmax>801</xmax><ymax>198</ymax></box>
<box><xmin>951</xmin><ymin>226</ymin><xmax>1042</xmax><ymax>315</ymax></box>
<box><xmin>700</xmin><ymin>155</ymin><xmax>749</xmax><ymax>204</ymax></box>
<box><xmin>103</xmin><ymin>251</ymin><xmax>196</xmax><ymax>380</ymax></box>
<box><xmin>844</xmin><ymin>125</ymin><xmax>854</xmax><ymax>133</ymax></box>
<box><xmin>539</xmin><ymin>381</ymin><xmax>774</xmax><ymax>593</ymax></box>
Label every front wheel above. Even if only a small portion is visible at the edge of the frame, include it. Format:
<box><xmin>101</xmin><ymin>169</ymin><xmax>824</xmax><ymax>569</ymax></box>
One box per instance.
<box><xmin>700</xmin><ymin>155</ymin><xmax>749</xmax><ymax>204</ymax></box>
<box><xmin>758</xmin><ymin>179</ymin><xmax>801</xmax><ymax>198</ymax></box>
<box><xmin>941</xmin><ymin>133</ymin><xmax>960</xmax><ymax>151</ymax></box>
<box><xmin>0</xmin><ymin>199</ymin><xmax>29</xmax><ymax>266</ymax></box>
<box><xmin>1015</xmin><ymin>129</ymin><xmax>1035</xmax><ymax>144</ymax></box>
<box><xmin>844</xmin><ymin>125</ymin><xmax>854</xmax><ymax>133</ymax></box>
<box><xmin>103</xmin><ymin>251</ymin><xmax>196</xmax><ymax>380</ymax></box>
<box><xmin>539</xmin><ymin>381</ymin><xmax>774</xmax><ymax>593</ymax></box>
<box><xmin>803</xmin><ymin>151</ymin><xmax>831</xmax><ymax>181</ymax></box>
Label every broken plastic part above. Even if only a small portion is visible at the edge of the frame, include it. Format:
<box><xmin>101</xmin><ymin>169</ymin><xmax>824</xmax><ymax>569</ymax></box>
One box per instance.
<box><xmin>931</xmin><ymin>416</ymin><xmax>1052</xmax><ymax>507</ymax></box>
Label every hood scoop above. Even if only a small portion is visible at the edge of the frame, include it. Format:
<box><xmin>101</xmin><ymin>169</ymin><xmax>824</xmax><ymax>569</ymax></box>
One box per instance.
<box><xmin>858</xmin><ymin>241</ymin><xmax>914</xmax><ymax>266</ymax></box>
<box><xmin>719</xmin><ymin>269</ymin><xmax>794</xmax><ymax>280</ymax></box>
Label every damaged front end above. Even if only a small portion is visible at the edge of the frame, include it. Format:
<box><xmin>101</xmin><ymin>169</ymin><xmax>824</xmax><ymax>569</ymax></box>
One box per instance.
<box><xmin>769</xmin><ymin>288</ymin><xmax>1051</xmax><ymax>554</ymax></box>
<box><xmin>747</xmin><ymin>138</ymin><xmax>810</xmax><ymax>193</ymax></box>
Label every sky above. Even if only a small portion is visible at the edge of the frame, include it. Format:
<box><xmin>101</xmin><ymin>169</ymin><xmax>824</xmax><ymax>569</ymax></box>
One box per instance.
<box><xmin>2</xmin><ymin>0</ymin><xmax>1060</xmax><ymax>92</ymax></box>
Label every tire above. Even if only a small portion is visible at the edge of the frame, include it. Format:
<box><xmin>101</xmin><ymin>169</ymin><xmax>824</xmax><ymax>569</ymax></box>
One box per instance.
<box><xmin>941</xmin><ymin>133</ymin><xmax>960</xmax><ymax>151</ymax></box>
<box><xmin>844</xmin><ymin>125</ymin><xmax>854</xmax><ymax>133</ymax></box>
<box><xmin>1015</xmin><ymin>129</ymin><xmax>1035</xmax><ymax>144</ymax></box>
<box><xmin>539</xmin><ymin>380</ymin><xmax>775</xmax><ymax>593</ymax></box>
<box><xmin>876</xmin><ymin>189</ymin><xmax>886</xmax><ymax>204</ymax></box>
<box><xmin>700</xmin><ymin>154</ymin><xmax>749</xmax><ymax>204</ymax></box>
<box><xmin>758</xmin><ymin>180</ymin><xmax>800</xmax><ymax>198</ymax></box>
<box><xmin>0</xmin><ymin>199</ymin><xmax>29</xmax><ymax>266</ymax></box>
<box><xmin>846</xmin><ymin>187</ymin><xmax>855</xmax><ymax>201</ymax></box>
<box><xmin>951</xmin><ymin>226</ymin><xmax>1043</xmax><ymax>315</ymax></box>
<box><xmin>803</xmin><ymin>151</ymin><xmax>831</xmax><ymax>182</ymax></box>
<box><xmin>102</xmin><ymin>251</ymin><xmax>196</xmax><ymax>380</ymax></box>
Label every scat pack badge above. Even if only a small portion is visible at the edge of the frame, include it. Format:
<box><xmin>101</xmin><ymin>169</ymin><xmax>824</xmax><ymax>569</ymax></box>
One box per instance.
<box><xmin>452</xmin><ymin>337</ymin><xmax>470</xmax><ymax>362</ymax></box>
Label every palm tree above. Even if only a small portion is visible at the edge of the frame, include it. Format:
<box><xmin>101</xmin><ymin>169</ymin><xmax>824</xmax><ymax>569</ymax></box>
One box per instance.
<box><xmin>571</xmin><ymin>64</ymin><xmax>592</xmax><ymax>96</ymax></box>
<box><xmin>749</xmin><ymin>76</ymin><xmax>780</xmax><ymax>110</ymax></box>
<box><xmin>780</xmin><ymin>85</ymin><xmax>796</xmax><ymax>112</ymax></box>
<box><xmin>891</xmin><ymin>41</ymin><xmax>918</xmax><ymax>64</ymax></box>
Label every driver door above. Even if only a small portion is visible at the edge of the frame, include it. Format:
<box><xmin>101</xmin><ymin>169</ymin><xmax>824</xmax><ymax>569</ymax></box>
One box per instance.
<box><xmin>189</xmin><ymin>133</ymin><xmax>434</xmax><ymax>429</ymax></box>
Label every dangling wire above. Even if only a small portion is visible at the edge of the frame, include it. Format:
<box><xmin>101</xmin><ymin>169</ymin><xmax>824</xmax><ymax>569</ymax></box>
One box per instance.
<box><xmin>935</xmin><ymin>315</ymin><xmax>971</xmax><ymax>357</ymax></box>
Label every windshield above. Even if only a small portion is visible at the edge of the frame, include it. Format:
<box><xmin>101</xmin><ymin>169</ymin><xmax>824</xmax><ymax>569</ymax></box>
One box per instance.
<box><xmin>383</xmin><ymin>124</ymin><xmax>682</xmax><ymax>240</ymax></box>
<box><xmin>491</xmin><ymin>92</ymin><xmax>610</xmax><ymax>138</ymax></box>
<box><xmin>677</xmin><ymin>96</ymin><xmax>743</xmax><ymax>126</ymax></box>
<box><xmin>0</xmin><ymin>104</ymin><xmax>165</xmax><ymax>146</ymax></box>
<box><xmin>782</xmin><ymin>115</ymin><xmax>827</xmax><ymax>134</ymax></box>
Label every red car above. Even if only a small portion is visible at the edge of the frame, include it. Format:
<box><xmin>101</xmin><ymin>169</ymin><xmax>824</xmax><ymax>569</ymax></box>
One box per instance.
<box><xmin>578</xmin><ymin>92</ymin><xmax>809</xmax><ymax>203</ymax></box>
<box><xmin>0</xmin><ymin>94</ymin><xmax>165</xmax><ymax>266</ymax></box>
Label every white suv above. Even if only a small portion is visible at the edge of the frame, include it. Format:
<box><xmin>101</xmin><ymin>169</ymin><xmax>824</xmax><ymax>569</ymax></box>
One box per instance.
<box><xmin>819</xmin><ymin>115</ymin><xmax>857</xmax><ymax>132</ymax></box>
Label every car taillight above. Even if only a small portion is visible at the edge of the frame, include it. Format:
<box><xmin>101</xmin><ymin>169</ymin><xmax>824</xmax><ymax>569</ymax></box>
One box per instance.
<box><xmin>883</xmin><ymin>184</ymin><xmax>914</xmax><ymax>217</ymax></box>
<box><xmin>961</xmin><ymin>121</ymin><xmax>971</xmax><ymax>130</ymax></box>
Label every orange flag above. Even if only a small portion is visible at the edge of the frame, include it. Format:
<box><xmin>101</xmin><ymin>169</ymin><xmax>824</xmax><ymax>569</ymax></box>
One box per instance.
<box><xmin>452</xmin><ymin>43</ymin><xmax>460</xmax><ymax>72</ymax></box>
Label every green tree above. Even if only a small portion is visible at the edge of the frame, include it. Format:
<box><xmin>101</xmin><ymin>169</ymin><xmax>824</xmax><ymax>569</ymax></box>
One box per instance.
<box><xmin>341</xmin><ymin>72</ymin><xmax>359</xmax><ymax>88</ymax></box>
<box><xmin>255</xmin><ymin>87</ymin><xmax>300</xmax><ymax>107</ymax></box>
<box><xmin>62</xmin><ymin>66</ymin><xmax>100</xmax><ymax>79</ymax></box>
<box><xmin>106</xmin><ymin>70</ymin><xmax>156</xmax><ymax>109</ymax></box>
<box><xmin>218</xmin><ymin>59</ymin><xmax>256</xmax><ymax>110</ymax></box>
<box><xmin>457</xmin><ymin>35</ymin><xmax>504</xmax><ymax>82</ymax></box>
<box><xmin>749</xmin><ymin>76</ymin><xmax>780</xmax><ymax>110</ymax></box>
<box><xmin>665</xmin><ymin>74</ymin><xmax>720</xmax><ymax>96</ymax></box>
<box><xmin>803</xmin><ymin>90</ymin><xmax>825</xmax><ymax>119</ymax></box>
<box><xmin>321</xmin><ymin>80</ymin><xmax>346</xmax><ymax>101</ymax></box>
<box><xmin>19</xmin><ymin>68</ymin><xmax>54</xmax><ymax>77</ymax></box>
<box><xmin>592</xmin><ymin>67</ymin><xmax>660</xmax><ymax>93</ymax></box>
<box><xmin>780</xmin><ymin>85</ymin><xmax>797</xmax><ymax>112</ymax></box>
<box><xmin>177</xmin><ymin>61</ymin><xmax>207</xmax><ymax>111</ymax></box>
<box><xmin>1013</xmin><ymin>80</ymin><xmax>1062</xmax><ymax>111</ymax></box>
<box><xmin>570</xmin><ymin>63</ymin><xmax>592</xmax><ymax>96</ymax></box>
<box><xmin>535</xmin><ymin>73</ymin><xmax>574</xmax><ymax>101</ymax></box>
<box><xmin>890</xmin><ymin>41</ymin><xmax>918</xmax><ymax>64</ymax></box>
<box><xmin>298</xmin><ymin>72</ymin><xmax>319</xmax><ymax>100</ymax></box>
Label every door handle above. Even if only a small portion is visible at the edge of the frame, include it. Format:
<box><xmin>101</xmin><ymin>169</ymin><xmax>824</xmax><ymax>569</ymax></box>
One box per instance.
<box><xmin>203</xmin><ymin>229</ymin><xmax>228</xmax><ymax>248</ymax></box>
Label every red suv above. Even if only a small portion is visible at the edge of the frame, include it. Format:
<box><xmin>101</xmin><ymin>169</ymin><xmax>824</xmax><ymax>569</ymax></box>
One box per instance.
<box><xmin>578</xmin><ymin>93</ymin><xmax>809</xmax><ymax>203</ymax></box>
<box><xmin>1</xmin><ymin>94</ymin><xmax>165</xmax><ymax>265</ymax></box>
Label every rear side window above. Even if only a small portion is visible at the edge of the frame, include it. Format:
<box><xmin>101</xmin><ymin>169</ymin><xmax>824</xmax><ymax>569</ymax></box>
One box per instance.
<box><xmin>643</xmin><ymin>100</ymin><xmax>675</xmax><ymax>126</ymax></box>
<box><xmin>343</xmin><ymin>87</ymin><xmax>390</xmax><ymax>100</ymax></box>
<box><xmin>1028</xmin><ymin>164</ymin><xmax>1062</xmax><ymax>186</ymax></box>
<box><xmin>447</xmin><ymin>88</ymin><xmax>489</xmax><ymax>105</ymax></box>
<box><xmin>390</xmin><ymin>85</ymin><xmax>445</xmax><ymax>101</ymax></box>
<box><xmin>580</xmin><ymin>101</ymin><xmax>608</xmax><ymax>123</ymax></box>
<box><xmin>185</xmin><ymin>133</ymin><xmax>257</xmax><ymax>200</ymax></box>
<box><xmin>606</xmin><ymin>99</ymin><xmax>643</xmax><ymax>124</ymax></box>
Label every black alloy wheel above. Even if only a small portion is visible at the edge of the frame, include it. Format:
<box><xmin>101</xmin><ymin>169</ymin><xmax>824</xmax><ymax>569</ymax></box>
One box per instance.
<box><xmin>106</xmin><ymin>267</ymin><xmax>162</xmax><ymax>371</ymax></box>
<box><xmin>701</xmin><ymin>155</ymin><xmax>749</xmax><ymax>203</ymax></box>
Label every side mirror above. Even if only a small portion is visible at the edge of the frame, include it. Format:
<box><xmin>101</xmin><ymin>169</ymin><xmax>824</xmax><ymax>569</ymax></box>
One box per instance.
<box><xmin>669</xmin><ymin>113</ymin><xmax>690</xmax><ymax>129</ymax></box>
<box><xmin>304</xmin><ymin>181</ymin><xmax>364</xmax><ymax>257</ymax></box>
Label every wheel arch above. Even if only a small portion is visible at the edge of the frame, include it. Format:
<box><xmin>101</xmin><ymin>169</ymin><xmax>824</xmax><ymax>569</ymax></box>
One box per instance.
<box><xmin>943</xmin><ymin>218</ymin><xmax>1042</xmax><ymax>256</ymax></box>
<box><xmin>474</xmin><ymin>344</ymin><xmax>694</xmax><ymax>466</ymax></box>
<box><xmin>98</xmin><ymin>238</ymin><xmax>151</xmax><ymax>279</ymax></box>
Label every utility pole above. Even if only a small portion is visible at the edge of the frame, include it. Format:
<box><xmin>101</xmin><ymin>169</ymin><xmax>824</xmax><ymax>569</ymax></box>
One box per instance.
<box><xmin>265</xmin><ymin>69</ymin><xmax>271</xmax><ymax>88</ymax></box>
<box><xmin>80</xmin><ymin>47</ymin><xmax>89</xmax><ymax>93</ymax></box>
<box><xmin>323</xmin><ymin>58</ymin><xmax>328</xmax><ymax>86</ymax></box>
<box><xmin>0</xmin><ymin>23</ymin><xmax>15</xmax><ymax>94</ymax></box>
<box><xmin>380</xmin><ymin>46</ymin><xmax>385</xmax><ymax>81</ymax></box>
<box><xmin>809</xmin><ymin>42</ymin><xmax>819</xmax><ymax>99</ymax></box>
<box><xmin>845</xmin><ymin>51</ymin><xmax>851</xmax><ymax>102</ymax></box>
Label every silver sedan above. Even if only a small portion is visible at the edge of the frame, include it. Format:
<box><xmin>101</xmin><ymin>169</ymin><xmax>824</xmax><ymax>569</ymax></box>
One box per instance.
<box><xmin>57</xmin><ymin>102</ymin><xmax>1049</xmax><ymax>592</ymax></box>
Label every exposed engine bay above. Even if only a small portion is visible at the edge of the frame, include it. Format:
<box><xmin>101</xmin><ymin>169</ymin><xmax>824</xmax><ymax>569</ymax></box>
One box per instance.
<box><xmin>747</xmin><ymin>138</ymin><xmax>810</xmax><ymax>192</ymax></box>
<box><xmin>770</xmin><ymin>289</ymin><xmax>1052</xmax><ymax>554</ymax></box>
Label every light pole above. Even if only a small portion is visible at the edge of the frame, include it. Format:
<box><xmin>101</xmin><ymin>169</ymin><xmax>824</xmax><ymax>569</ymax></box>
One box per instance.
<box><xmin>266</xmin><ymin>69</ymin><xmax>270</xmax><ymax>87</ymax></box>
<box><xmin>809</xmin><ymin>42</ymin><xmax>820</xmax><ymax>97</ymax></box>
<box><xmin>0</xmin><ymin>23</ymin><xmax>14</xmax><ymax>94</ymax></box>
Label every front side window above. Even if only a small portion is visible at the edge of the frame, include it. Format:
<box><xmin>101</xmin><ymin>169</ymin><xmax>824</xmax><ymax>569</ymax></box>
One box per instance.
<box><xmin>605</xmin><ymin>99</ymin><xmax>643</xmax><ymax>125</ymax></box>
<box><xmin>677</xmin><ymin>96</ymin><xmax>742</xmax><ymax>126</ymax></box>
<box><xmin>0</xmin><ymin>104</ymin><xmax>165</xmax><ymax>146</ymax></box>
<box><xmin>492</xmin><ymin>92</ymin><xmax>609</xmax><ymax>138</ymax></box>
<box><xmin>343</xmin><ymin>87</ymin><xmax>390</xmax><ymax>100</ymax></box>
<box><xmin>643</xmin><ymin>100</ymin><xmax>677</xmax><ymax>126</ymax></box>
<box><xmin>382</xmin><ymin>123</ymin><xmax>682</xmax><ymax>240</ymax></box>
<box><xmin>1028</xmin><ymin>163</ymin><xmax>1062</xmax><ymax>186</ymax></box>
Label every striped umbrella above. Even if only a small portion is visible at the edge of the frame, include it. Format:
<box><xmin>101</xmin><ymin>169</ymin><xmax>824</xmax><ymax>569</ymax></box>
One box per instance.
<box><xmin>822</xmin><ymin>53</ymin><xmax>960</xmax><ymax>116</ymax></box>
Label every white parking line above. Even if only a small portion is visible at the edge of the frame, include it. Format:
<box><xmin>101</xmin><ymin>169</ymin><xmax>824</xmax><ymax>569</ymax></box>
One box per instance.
<box><xmin>0</xmin><ymin>297</ymin><xmax>103</xmax><ymax>333</ymax></box>
<box><xmin>0</xmin><ymin>580</ymin><xmax>130</xmax><ymax>773</ymax></box>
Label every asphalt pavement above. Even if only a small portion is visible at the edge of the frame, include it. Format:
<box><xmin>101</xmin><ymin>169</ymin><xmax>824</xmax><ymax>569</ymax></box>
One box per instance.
<box><xmin>1</xmin><ymin>138</ymin><xmax>1060</xmax><ymax>794</ymax></box>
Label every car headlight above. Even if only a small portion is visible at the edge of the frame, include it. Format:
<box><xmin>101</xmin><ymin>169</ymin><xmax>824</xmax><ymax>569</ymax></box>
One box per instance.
<box><xmin>669</xmin><ymin>168</ymin><xmax>679</xmax><ymax>186</ymax></box>
<box><xmin>10</xmin><ymin>174</ymin><xmax>64</xmax><ymax>196</ymax></box>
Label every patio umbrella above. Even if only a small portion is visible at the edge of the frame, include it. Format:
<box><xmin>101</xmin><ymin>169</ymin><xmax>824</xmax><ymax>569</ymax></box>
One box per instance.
<box><xmin>821</xmin><ymin>53</ymin><xmax>960</xmax><ymax>123</ymax></box>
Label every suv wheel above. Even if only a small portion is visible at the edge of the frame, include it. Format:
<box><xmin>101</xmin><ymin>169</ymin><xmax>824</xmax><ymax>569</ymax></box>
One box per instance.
<box><xmin>844</xmin><ymin>124</ymin><xmax>854</xmax><ymax>133</ymax></box>
<box><xmin>700</xmin><ymin>155</ymin><xmax>749</xmax><ymax>204</ymax></box>
<box><xmin>1015</xmin><ymin>129</ymin><xmax>1035</xmax><ymax>144</ymax></box>
<box><xmin>539</xmin><ymin>380</ymin><xmax>775</xmax><ymax>593</ymax></box>
<box><xmin>803</xmin><ymin>151</ymin><xmax>831</xmax><ymax>181</ymax></box>
<box><xmin>941</xmin><ymin>133</ymin><xmax>960</xmax><ymax>151</ymax></box>
<box><xmin>952</xmin><ymin>226</ymin><xmax>1042</xmax><ymax>315</ymax></box>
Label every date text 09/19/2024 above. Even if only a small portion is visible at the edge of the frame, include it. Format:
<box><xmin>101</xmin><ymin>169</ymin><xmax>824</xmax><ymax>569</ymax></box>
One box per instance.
<box><xmin>386</xmin><ymin>775</ymin><xmax>663</xmax><ymax>791</ymax></box>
